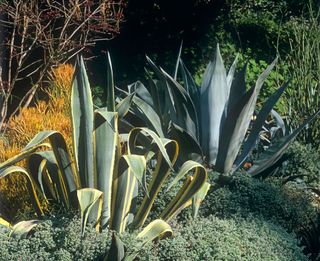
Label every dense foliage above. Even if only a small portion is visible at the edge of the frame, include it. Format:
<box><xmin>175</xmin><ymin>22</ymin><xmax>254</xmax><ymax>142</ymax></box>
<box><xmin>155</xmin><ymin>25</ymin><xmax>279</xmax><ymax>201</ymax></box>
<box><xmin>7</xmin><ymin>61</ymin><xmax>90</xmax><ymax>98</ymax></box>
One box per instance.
<box><xmin>0</xmin><ymin>215</ymin><xmax>112</xmax><ymax>261</ymax></box>
<box><xmin>1</xmin><ymin>1</ymin><xmax>320</xmax><ymax>260</ymax></box>
<box><xmin>124</xmin><ymin>215</ymin><xmax>308</xmax><ymax>261</ymax></box>
<box><xmin>200</xmin><ymin>173</ymin><xmax>317</xmax><ymax>232</ymax></box>
<box><xmin>275</xmin><ymin>142</ymin><xmax>320</xmax><ymax>187</ymax></box>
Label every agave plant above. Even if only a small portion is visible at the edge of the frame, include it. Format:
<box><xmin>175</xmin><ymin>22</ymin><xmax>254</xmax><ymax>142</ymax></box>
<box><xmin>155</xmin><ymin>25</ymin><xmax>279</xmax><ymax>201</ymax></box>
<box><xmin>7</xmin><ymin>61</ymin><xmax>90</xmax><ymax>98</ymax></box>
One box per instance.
<box><xmin>0</xmin><ymin>55</ymin><xmax>207</xmax><ymax>256</ymax></box>
<box><xmin>123</xmin><ymin>44</ymin><xmax>319</xmax><ymax>177</ymax></box>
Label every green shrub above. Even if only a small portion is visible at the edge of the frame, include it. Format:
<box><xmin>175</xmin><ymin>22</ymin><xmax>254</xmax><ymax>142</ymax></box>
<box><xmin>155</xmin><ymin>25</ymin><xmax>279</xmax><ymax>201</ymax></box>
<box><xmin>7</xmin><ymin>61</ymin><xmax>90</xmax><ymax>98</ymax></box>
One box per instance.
<box><xmin>125</xmin><ymin>215</ymin><xmax>308</xmax><ymax>261</ymax></box>
<box><xmin>0</xmin><ymin>215</ymin><xmax>112</xmax><ymax>261</ymax></box>
<box><xmin>200</xmin><ymin>173</ymin><xmax>317</xmax><ymax>232</ymax></box>
<box><xmin>276</xmin><ymin>141</ymin><xmax>320</xmax><ymax>188</ymax></box>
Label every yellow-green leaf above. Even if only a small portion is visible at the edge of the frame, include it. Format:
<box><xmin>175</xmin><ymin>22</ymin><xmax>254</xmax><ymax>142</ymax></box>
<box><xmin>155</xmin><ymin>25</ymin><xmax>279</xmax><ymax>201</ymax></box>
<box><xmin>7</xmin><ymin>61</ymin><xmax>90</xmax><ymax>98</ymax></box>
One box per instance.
<box><xmin>77</xmin><ymin>188</ymin><xmax>103</xmax><ymax>235</ymax></box>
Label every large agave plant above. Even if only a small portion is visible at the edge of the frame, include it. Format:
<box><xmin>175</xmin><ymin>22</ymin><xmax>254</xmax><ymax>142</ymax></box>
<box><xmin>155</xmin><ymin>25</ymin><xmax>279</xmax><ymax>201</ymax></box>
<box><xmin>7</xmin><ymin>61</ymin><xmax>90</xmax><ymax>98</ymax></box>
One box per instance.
<box><xmin>0</xmin><ymin>55</ymin><xmax>207</xmax><ymax>255</ymax></box>
<box><xmin>124</xmin><ymin>44</ymin><xmax>319</xmax><ymax>176</ymax></box>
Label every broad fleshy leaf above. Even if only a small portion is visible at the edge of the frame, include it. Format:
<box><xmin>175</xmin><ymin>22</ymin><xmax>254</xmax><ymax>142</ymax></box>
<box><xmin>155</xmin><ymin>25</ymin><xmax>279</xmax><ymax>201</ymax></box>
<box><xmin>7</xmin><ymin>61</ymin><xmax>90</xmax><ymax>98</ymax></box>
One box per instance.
<box><xmin>215</xmin><ymin>58</ymin><xmax>278</xmax><ymax>174</ymax></box>
<box><xmin>71</xmin><ymin>56</ymin><xmax>94</xmax><ymax>188</ymax></box>
<box><xmin>77</xmin><ymin>188</ymin><xmax>103</xmax><ymax>235</ymax></box>
<box><xmin>200</xmin><ymin>44</ymin><xmax>229</xmax><ymax>165</ymax></box>
<box><xmin>95</xmin><ymin>109</ymin><xmax>118</xmax><ymax>228</ymax></box>
<box><xmin>0</xmin><ymin>166</ymin><xmax>43</xmax><ymax>217</ymax></box>
<box><xmin>234</xmin><ymin>81</ymin><xmax>288</xmax><ymax>170</ymax></box>
<box><xmin>10</xmin><ymin>220</ymin><xmax>40</xmax><ymax>239</ymax></box>
<box><xmin>248</xmin><ymin>110</ymin><xmax>320</xmax><ymax>176</ymax></box>
<box><xmin>192</xmin><ymin>181</ymin><xmax>210</xmax><ymax>218</ymax></box>
<box><xmin>161</xmin><ymin>160</ymin><xmax>207</xmax><ymax>221</ymax></box>
<box><xmin>130</xmin><ymin>138</ymin><xmax>178</xmax><ymax>229</ymax></box>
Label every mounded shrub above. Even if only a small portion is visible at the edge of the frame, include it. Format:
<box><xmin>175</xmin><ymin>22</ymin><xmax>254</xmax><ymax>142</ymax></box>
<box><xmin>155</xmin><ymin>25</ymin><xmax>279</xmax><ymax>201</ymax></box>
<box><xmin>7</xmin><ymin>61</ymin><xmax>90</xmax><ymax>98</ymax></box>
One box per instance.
<box><xmin>124</xmin><ymin>215</ymin><xmax>308</xmax><ymax>261</ymax></box>
<box><xmin>276</xmin><ymin>141</ymin><xmax>320</xmax><ymax>188</ymax></box>
<box><xmin>200</xmin><ymin>173</ymin><xmax>317</xmax><ymax>232</ymax></box>
<box><xmin>0</xmin><ymin>215</ymin><xmax>112</xmax><ymax>261</ymax></box>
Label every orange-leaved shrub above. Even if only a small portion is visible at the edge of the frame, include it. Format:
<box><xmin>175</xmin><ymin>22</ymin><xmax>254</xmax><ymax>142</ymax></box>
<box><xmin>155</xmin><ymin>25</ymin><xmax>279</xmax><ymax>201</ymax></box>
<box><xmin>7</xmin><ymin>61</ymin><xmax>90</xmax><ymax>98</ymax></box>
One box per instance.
<box><xmin>0</xmin><ymin>64</ymin><xmax>74</xmax><ymax>222</ymax></box>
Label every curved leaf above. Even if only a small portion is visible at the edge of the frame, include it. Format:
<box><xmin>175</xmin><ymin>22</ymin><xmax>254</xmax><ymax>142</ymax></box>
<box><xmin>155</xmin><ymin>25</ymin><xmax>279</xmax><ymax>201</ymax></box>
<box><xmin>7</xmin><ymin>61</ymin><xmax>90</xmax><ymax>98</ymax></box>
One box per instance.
<box><xmin>0</xmin><ymin>217</ymin><xmax>11</xmax><ymax>228</ymax></box>
<box><xmin>248</xmin><ymin>110</ymin><xmax>320</xmax><ymax>176</ymax></box>
<box><xmin>160</xmin><ymin>160</ymin><xmax>207</xmax><ymax>221</ymax></box>
<box><xmin>132</xmin><ymin>95</ymin><xmax>165</xmax><ymax>137</ymax></box>
<box><xmin>0</xmin><ymin>166</ymin><xmax>43</xmax><ymax>217</ymax></box>
<box><xmin>77</xmin><ymin>188</ymin><xmax>103</xmax><ymax>235</ymax></box>
<box><xmin>124</xmin><ymin>219</ymin><xmax>172</xmax><ymax>261</ymax></box>
<box><xmin>128</xmin><ymin>127</ymin><xmax>174</xmax><ymax>169</ymax></box>
<box><xmin>192</xmin><ymin>181</ymin><xmax>210</xmax><ymax>218</ymax></box>
<box><xmin>22</xmin><ymin>131</ymin><xmax>77</xmax><ymax>205</ymax></box>
<box><xmin>10</xmin><ymin>220</ymin><xmax>40</xmax><ymax>239</ymax></box>
<box><xmin>130</xmin><ymin>139</ymin><xmax>178</xmax><ymax>229</ymax></box>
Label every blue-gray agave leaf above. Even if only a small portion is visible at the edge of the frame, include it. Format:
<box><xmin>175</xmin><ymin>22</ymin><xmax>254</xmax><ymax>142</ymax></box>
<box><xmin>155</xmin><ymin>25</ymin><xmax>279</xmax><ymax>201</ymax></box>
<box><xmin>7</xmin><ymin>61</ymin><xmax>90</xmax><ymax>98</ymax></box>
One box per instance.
<box><xmin>200</xmin><ymin>44</ymin><xmax>230</xmax><ymax>165</ymax></box>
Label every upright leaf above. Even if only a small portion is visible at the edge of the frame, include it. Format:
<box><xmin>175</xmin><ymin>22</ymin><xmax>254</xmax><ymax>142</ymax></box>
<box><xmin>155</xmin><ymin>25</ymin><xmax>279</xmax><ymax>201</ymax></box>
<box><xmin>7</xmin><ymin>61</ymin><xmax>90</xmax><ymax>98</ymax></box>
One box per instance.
<box><xmin>106</xmin><ymin>52</ymin><xmax>115</xmax><ymax>112</ymax></box>
<box><xmin>248</xmin><ymin>110</ymin><xmax>320</xmax><ymax>177</ymax></box>
<box><xmin>77</xmin><ymin>188</ymin><xmax>103</xmax><ymax>235</ymax></box>
<box><xmin>234</xmin><ymin>81</ymin><xmax>288</xmax><ymax>170</ymax></box>
<box><xmin>71</xmin><ymin>56</ymin><xmax>95</xmax><ymax>188</ymax></box>
<box><xmin>215</xmin><ymin>58</ymin><xmax>278</xmax><ymax>174</ymax></box>
<box><xmin>95</xmin><ymin>109</ymin><xmax>118</xmax><ymax>228</ymax></box>
<box><xmin>200</xmin><ymin>44</ymin><xmax>229</xmax><ymax>165</ymax></box>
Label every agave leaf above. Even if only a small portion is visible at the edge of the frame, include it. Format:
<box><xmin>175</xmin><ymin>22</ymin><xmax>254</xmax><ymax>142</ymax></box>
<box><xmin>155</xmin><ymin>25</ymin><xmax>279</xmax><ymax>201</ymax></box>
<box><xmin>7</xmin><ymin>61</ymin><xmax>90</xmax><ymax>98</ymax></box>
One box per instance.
<box><xmin>146</xmin><ymin>56</ymin><xmax>178</xmax><ymax>127</ymax></box>
<box><xmin>134</xmin><ymin>81</ymin><xmax>155</xmax><ymax>108</ymax></box>
<box><xmin>160</xmin><ymin>160</ymin><xmax>207</xmax><ymax>221</ymax></box>
<box><xmin>271</xmin><ymin>109</ymin><xmax>286</xmax><ymax>136</ymax></box>
<box><xmin>200</xmin><ymin>44</ymin><xmax>229</xmax><ymax>165</ymax></box>
<box><xmin>27</xmin><ymin>151</ymin><xmax>67</xmax><ymax>205</ymax></box>
<box><xmin>9</xmin><ymin>220</ymin><xmax>40</xmax><ymax>239</ymax></box>
<box><xmin>0</xmin><ymin>142</ymin><xmax>51</xmax><ymax>171</ymax></box>
<box><xmin>167</xmin><ymin>160</ymin><xmax>206</xmax><ymax>191</ymax></box>
<box><xmin>174</xmin><ymin>41</ymin><xmax>183</xmax><ymax>81</ymax></box>
<box><xmin>128</xmin><ymin>127</ymin><xmax>174</xmax><ymax>169</ymax></box>
<box><xmin>123</xmin><ymin>155</ymin><xmax>147</xmax><ymax>196</ymax></box>
<box><xmin>130</xmin><ymin>139</ymin><xmax>178</xmax><ymax>229</ymax></box>
<box><xmin>105</xmin><ymin>233</ymin><xmax>125</xmax><ymax>261</ymax></box>
<box><xmin>234</xmin><ymin>81</ymin><xmax>289</xmax><ymax>170</ymax></box>
<box><xmin>145</xmin><ymin>71</ymin><xmax>169</xmax><ymax>119</ymax></box>
<box><xmin>215</xmin><ymin>58</ymin><xmax>278</xmax><ymax>174</ymax></box>
<box><xmin>168</xmin><ymin>122</ymin><xmax>202</xmax><ymax>163</ymax></box>
<box><xmin>132</xmin><ymin>95</ymin><xmax>165</xmax><ymax>137</ymax></box>
<box><xmin>125</xmin><ymin>219</ymin><xmax>173</xmax><ymax>261</ymax></box>
<box><xmin>179</xmin><ymin>59</ymin><xmax>200</xmax><ymax>122</ymax></box>
<box><xmin>0</xmin><ymin>166</ymin><xmax>43</xmax><ymax>217</ymax></box>
<box><xmin>0</xmin><ymin>217</ymin><xmax>11</xmax><ymax>228</ymax></box>
<box><xmin>106</xmin><ymin>52</ymin><xmax>115</xmax><ymax>112</ymax></box>
<box><xmin>192</xmin><ymin>181</ymin><xmax>210</xmax><ymax>218</ymax></box>
<box><xmin>72</xmin><ymin>56</ymin><xmax>95</xmax><ymax>188</ymax></box>
<box><xmin>110</xmin><ymin>160</ymin><xmax>137</xmax><ymax>233</ymax></box>
<box><xmin>21</xmin><ymin>131</ymin><xmax>77</xmax><ymax>205</ymax></box>
<box><xmin>248</xmin><ymin>110</ymin><xmax>320</xmax><ymax>177</ymax></box>
<box><xmin>226</xmin><ymin>54</ymin><xmax>239</xmax><ymax>89</ymax></box>
<box><xmin>116</xmin><ymin>93</ymin><xmax>135</xmax><ymax>118</ymax></box>
<box><xmin>137</xmin><ymin>219</ymin><xmax>173</xmax><ymax>242</ymax></box>
<box><xmin>227</xmin><ymin>63</ymin><xmax>247</xmax><ymax>114</ymax></box>
<box><xmin>146</xmin><ymin>56</ymin><xmax>166</xmax><ymax>81</ymax></box>
<box><xmin>94</xmin><ymin>109</ymin><xmax>118</xmax><ymax>228</ymax></box>
<box><xmin>77</xmin><ymin>188</ymin><xmax>103</xmax><ymax>235</ymax></box>
<box><xmin>161</xmin><ymin>68</ymin><xmax>199</xmax><ymax>141</ymax></box>
<box><xmin>27</xmin><ymin>152</ymin><xmax>54</xmax><ymax>202</ymax></box>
